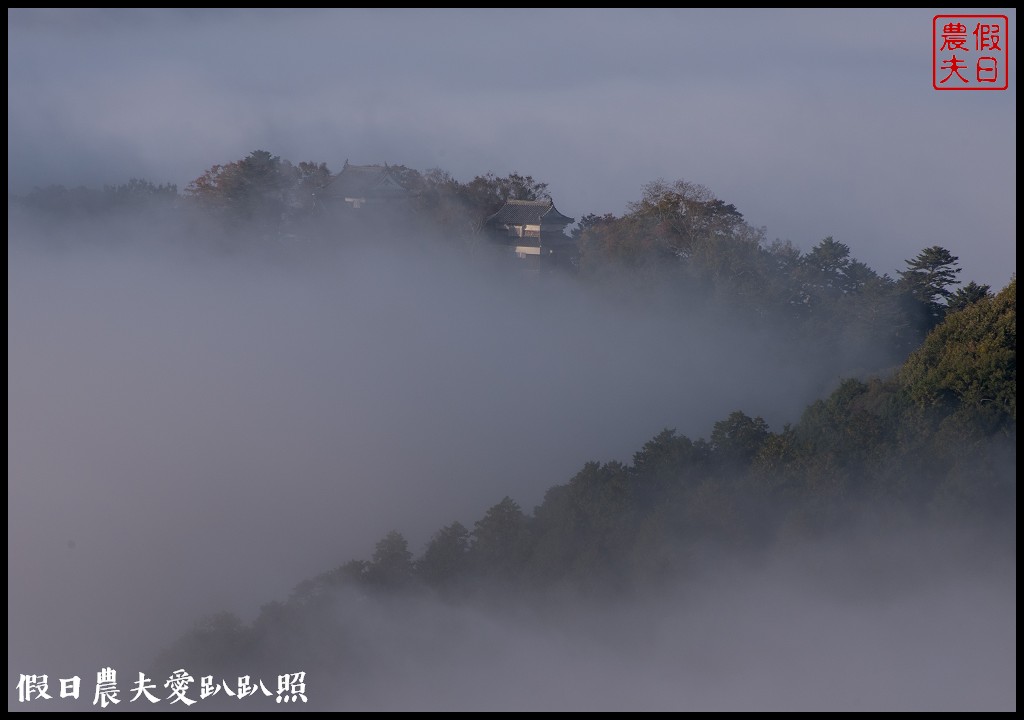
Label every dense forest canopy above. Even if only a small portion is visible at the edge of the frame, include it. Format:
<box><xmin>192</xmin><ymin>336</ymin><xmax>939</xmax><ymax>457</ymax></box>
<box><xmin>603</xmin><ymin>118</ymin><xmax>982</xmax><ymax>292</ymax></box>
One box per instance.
<box><xmin>149</xmin><ymin>277</ymin><xmax>1014</xmax><ymax>708</ymax></box>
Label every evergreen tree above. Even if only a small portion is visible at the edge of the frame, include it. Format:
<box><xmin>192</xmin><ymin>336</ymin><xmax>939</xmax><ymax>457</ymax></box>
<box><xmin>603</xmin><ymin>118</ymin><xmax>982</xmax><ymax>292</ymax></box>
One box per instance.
<box><xmin>898</xmin><ymin>246</ymin><xmax>962</xmax><ymax>328</ymax></box>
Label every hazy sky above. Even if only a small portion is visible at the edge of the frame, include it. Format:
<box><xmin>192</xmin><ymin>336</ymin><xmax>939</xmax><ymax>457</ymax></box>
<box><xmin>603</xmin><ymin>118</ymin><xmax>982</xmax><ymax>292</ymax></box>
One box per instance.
<box><xmin>7</xmin><ymin>8</ymin><xmax>1017</xmax><ymax>289</ymax></box>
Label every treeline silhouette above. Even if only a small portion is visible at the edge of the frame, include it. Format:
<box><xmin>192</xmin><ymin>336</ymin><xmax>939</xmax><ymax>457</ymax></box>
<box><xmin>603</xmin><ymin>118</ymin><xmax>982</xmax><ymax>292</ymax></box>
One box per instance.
<box><xmin>12</xmin><ymin>150</ymin><xmax>996</xmax><ymax>373</ymax></box>
<box><xmin>155</xmin><ymin>277</ymin><xmax>1015</xmax><ymax>675</ymax></box>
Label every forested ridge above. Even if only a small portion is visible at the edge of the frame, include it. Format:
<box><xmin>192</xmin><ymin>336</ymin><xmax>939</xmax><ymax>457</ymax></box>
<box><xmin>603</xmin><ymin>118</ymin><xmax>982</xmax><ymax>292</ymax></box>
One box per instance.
<box><xmin>12</xmin><ymin>150</ymin><xmax>996</xmax><ymax>371</ymax></box>
<box><xmin>149</xmin><ymin>277</ymin><xmax>1015</xmax><ymax>701</ymax></box>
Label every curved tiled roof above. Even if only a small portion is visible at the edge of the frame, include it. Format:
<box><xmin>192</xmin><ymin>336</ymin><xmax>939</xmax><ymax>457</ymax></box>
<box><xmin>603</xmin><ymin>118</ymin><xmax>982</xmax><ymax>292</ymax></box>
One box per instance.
<box><xmin>319</xmin><ymin>163</ymin><xmax>410</xmax><ymax>200</ymax></box>
<box><xmin>485</xmin><ymin>199</ymin><xmax>574</xmax><ymax>227</ymax></box>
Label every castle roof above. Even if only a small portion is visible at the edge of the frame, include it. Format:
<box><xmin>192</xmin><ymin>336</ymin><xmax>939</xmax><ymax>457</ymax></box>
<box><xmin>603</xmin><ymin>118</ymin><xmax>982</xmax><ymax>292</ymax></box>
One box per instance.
<box><xmin>485</xmin><ymin>199</ymin><xmax>574</xmax><ymax>227</ymax></box>
<box><xmin>319</xmin><ymin>162</ymin><xmax>410</xmax><ymax>200</ymax></box>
